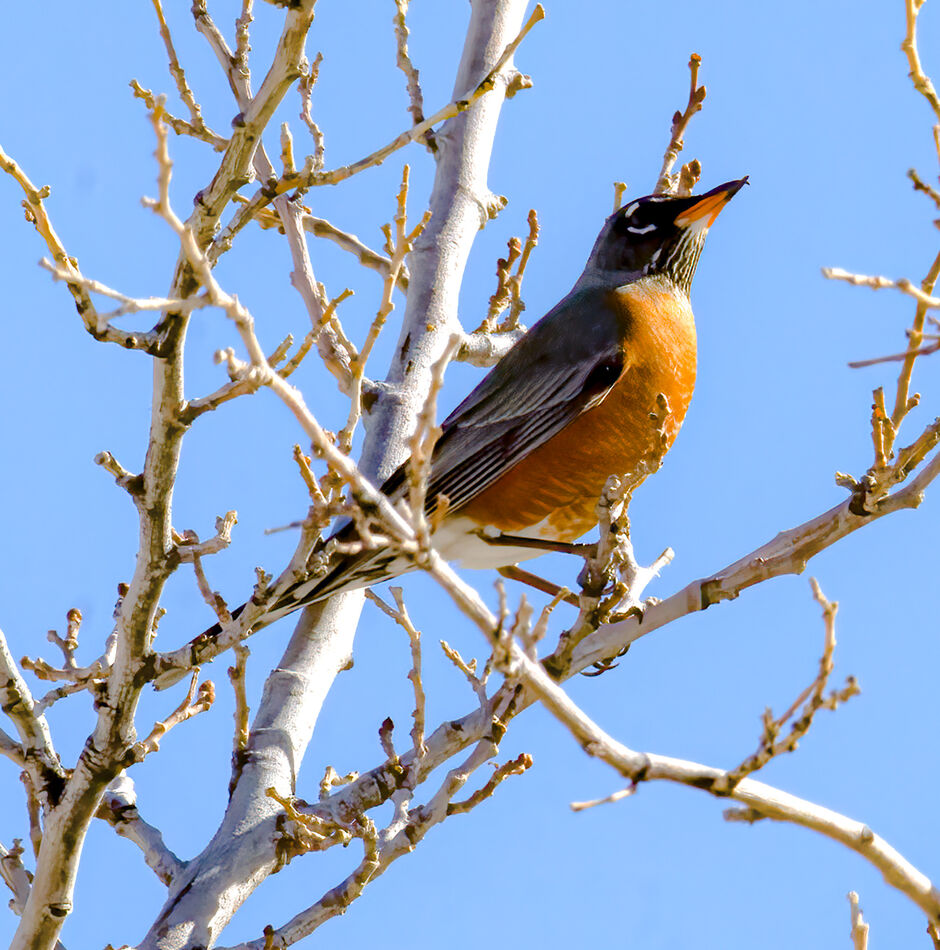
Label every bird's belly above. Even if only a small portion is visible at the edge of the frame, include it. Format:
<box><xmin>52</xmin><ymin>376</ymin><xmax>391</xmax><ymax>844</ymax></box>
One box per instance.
<box><xmin>430</xmin><ymin>515</ymin><xmax>552</xmax><ymax>569</ymax></box>
<box><xmin>456</xmin><ymin>290</ymin><xmax>697</xmax><ymax>541</ymax></box>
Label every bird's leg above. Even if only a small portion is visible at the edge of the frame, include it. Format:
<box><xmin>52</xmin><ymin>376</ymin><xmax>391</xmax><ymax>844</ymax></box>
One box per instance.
<box><xmin>497</xmin><ymin>565</ymin><xmax>580</xmax><ymax>607</ymax></box>
<box><xmin>477</xmin><ymin>530</ymin><xmax>594</xmax><ymax>558</ymax></box>
<box><xmin>545</xmin><ymin>474</ymin><xmax>671</xmax><ymax>678</ymax></box>
<box><xmin>579</xmin><ymin>541</ymin><xmax>675</xmax><ymax>676</ymax></box>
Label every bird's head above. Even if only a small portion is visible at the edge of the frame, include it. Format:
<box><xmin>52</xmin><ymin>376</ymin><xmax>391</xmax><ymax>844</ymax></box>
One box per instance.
<box><xmin>580</xmin><ymin>177</ymin><xmax>748</xmax><ymax>295</ymax></box>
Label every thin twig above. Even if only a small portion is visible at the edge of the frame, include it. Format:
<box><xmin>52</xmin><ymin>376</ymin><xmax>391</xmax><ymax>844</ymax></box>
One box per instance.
<box><xmin>366</xmin><ymin>589</ymin><xmax>427</xmax><ymax>761</ymax></box>
<box><xmin>570</xmin><ymin>786</ymin><xmax>636</xmax><ymax>812</ymax></box>
<box><xmin>475</xmin><ymin>208</ymin><xmax>539</xmax><ymax>333</ymax></box>
<box><xmin>715</xmin><ymin>578</ymin><xmax>858</xmax><ymax>791</ymax></box>
<box><xmin>902</xmin><ymin>0</ymin><xmax>940</xmax><ymax>160</ymax></box>
<box><xmin>229</xmin><ymin>645</ymin><xmax>251</xmax><ymax>756</ymax></box>
<box><xmin>130</xmin><ymin>79</ymin><xmax>227</xmax><ymax>150</ymax></box>
<box><xmin>447</xmin><ymin>753</ymin><xmax>532</xmax><ymax>814</ymax></box>
<box><xmin>848</xmin><ymin>892</ymin><xmax>870</xmax><ymax>950</ymax></box>
<box><xmin>823</xmin><ymin>266</ymin><xmax>940</xmax><ymax>310</ymax></box>
<box><xmin>337</xmin><ymin>166</ymin><xmax>430</xmax><ymax>453</ymax></box>
<box><xmin>0</xmin><ymin>146</ymin><xmax>161</xmax><ymax>352</ymax></box>
<box><xmin>298</xmin><ymin>52</ymin><xmax>326</xmax><ymax>172</ymax></box>
<box><xmin>507</xmin><ymin>642</ymin><xmax>940</xmax><ymax>930</ymax></box>
<box><xmin>127</xmin><ymin>672</ymin><xmax>216</xmax><ymax>762</ymax></box>
<box><xmin>891</xmin><ymin>251</ymin><xmax>940</xmax><ymax>430</ymax></box>
<box><xmin>612</xmin><ymin>181</ymin><xmax>627</xmax><ymax>212</ymax></box>
<box><xmin>212</xmin><ymin>4</ymin><xmax>544</xmax><ymax>252</ymax></box>
<box><xmin>0</xmin><ymin>841</ymin><xmax>32</xmax><ymax>917</ymax></box>
<box><xmin>909</xmin><ymin>167</ymin><xmax>940</xmax><ymax>208</ymax></box>
<box><xmin>148</xmin><ymin>0</ymin><xmax>225</xmax><ymax>149</ymax></box>
<box><xmin>655</xmin><ymin>53</ymin><xmax>706</xmax><ymax>195</ymax></box>
<box><xmin>393</xmin><ymin>0</ymin><xmax>431</xmax><ymax>147</ymax></box>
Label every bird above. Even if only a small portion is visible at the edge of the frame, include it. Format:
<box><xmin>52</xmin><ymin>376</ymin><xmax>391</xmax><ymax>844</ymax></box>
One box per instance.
<box><xmin>209</xmin><ymin>177</ymin><xmax>746</xmax><ymax>636</ymax></box>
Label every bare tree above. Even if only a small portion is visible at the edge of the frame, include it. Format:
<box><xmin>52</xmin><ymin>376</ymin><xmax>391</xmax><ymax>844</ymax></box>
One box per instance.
<box><xmin>1</xmin><ymin>2</ymin><xmax>939</xmax><ymax>948</ymax></box>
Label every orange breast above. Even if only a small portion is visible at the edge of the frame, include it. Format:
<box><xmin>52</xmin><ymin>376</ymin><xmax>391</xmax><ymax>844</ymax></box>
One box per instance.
<box><xmin>458</xmin><ymin>281</ymin><xmax>697</xmax><ymax>539</ymax></box>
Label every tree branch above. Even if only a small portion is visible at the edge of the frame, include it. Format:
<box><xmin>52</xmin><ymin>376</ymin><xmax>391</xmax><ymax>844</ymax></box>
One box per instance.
<box><xmin>506</xmin><ymin>639</ymin><xmax>940</xmax><ymax>930</ymax></box>
<box><xmin>97</xmin><ymin>775</ymin><xmax>186</xmax><ymax>885</ymax></box>
<box><xmin>138</xmin><ymin>4</ymin><xmax>534</xmax><ymax>946</ymax></box>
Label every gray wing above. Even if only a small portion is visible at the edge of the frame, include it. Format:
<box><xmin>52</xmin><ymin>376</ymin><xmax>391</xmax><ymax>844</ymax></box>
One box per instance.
<box><xmin>421</xmin><ymin>287</ymin><xmax>627</xmax><ymax>512</ymax></box>
<box><xmin>248</xmin><ymin>288</ymin><xmax>628</xmax><ymax>615</ymax></box>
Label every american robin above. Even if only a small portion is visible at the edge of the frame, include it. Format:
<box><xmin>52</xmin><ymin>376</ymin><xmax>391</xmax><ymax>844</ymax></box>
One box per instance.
<box><xmin>215</xmin><ymin>178</ymin><xmax>746</xmax><ymax>634</ymax></box>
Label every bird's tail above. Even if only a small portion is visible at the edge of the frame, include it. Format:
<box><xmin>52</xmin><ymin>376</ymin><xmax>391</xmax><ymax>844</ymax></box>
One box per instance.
<box><xmin>195</xmin><ymin>543</ymin><xmax>412</xmax><ymax>642</ymax></box>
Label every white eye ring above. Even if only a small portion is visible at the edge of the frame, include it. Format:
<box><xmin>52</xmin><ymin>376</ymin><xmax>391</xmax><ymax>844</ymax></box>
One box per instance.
<box><xmin>626</xmin><ymin>222</ymin><xmax>656</xmax><ymax>235</ymax></box>
<box><xmin>623</xmin><ymin>201</ymin><xmax>640</xmax><ymax>216</ymax></box>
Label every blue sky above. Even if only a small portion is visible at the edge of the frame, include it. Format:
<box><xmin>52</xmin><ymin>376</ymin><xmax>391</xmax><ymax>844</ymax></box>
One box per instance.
<box><xmin>2</xmin><ymin>1</ymin><xmax>939</xmax><ymax>947</ymax></box>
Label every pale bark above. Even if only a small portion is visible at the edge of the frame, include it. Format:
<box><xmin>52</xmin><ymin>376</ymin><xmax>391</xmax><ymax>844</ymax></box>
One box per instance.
<box><xmin>9</xmin><ymin>5</ymin><xmax>319</xmax><ymax>949</ymax></box>
<box><xmin>139</xmin><ymin>2</ymin><xmax>529</xmax><ymax>946</ymax></box>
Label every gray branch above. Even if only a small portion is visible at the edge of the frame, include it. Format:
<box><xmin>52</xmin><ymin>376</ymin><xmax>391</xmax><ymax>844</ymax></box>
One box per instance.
<box><xmin>138</xmin><ymin>6</ymin><xmax>530</xmax><ymax>944</ymax></box>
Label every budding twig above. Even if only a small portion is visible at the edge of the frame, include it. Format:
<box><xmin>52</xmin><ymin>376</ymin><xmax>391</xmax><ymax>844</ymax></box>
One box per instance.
<box><xmin>655</xmin><ymin>53</ymin><xmax>706</xmax><ymax>195</ymax></box>
<box><xmin>715</xmin><ymin>578</ymin><xmax>859</xmax><ymax>792</ymax></box>
<box><xmin>128</xmin><ymin>672</ymin><xmax>216</xmax><ymax>761</ymax></box>
<box><xmin>848</xmin><ymin>891</ymin><xmax>870</xmax><ymax>950</ymax></box>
